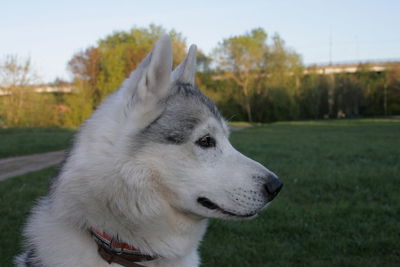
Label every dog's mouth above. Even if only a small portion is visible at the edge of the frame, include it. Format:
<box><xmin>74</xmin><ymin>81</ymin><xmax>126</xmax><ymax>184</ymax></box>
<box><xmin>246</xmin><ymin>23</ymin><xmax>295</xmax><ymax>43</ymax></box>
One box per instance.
<box><xmin>197</xmin><ymin>197</ymin><xmax>256</xmax><ymax>218</ymax></box>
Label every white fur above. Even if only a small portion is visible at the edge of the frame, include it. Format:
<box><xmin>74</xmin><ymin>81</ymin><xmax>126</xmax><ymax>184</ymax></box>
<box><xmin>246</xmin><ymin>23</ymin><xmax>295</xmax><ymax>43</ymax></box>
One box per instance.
<box><xmin>16</xmin><ymin>35</ymin><xmax>278</xmax><ymax>267</ymax></box>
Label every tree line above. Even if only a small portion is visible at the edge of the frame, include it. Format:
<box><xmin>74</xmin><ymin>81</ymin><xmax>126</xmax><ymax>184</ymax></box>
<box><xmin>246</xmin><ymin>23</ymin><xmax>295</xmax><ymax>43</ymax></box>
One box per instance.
<box><xmin>1</xmin><ymin>25</ymin><xmax>399</xmax><ymax>127</ymax></box>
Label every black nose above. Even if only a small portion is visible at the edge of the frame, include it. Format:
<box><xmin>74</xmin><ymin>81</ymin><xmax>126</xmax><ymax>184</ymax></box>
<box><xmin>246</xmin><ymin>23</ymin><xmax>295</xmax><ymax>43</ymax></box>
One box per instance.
<box><xmin>264</xmin><ymin>174</ymin><xmax>283</xmax><ymax>201</ymax></box>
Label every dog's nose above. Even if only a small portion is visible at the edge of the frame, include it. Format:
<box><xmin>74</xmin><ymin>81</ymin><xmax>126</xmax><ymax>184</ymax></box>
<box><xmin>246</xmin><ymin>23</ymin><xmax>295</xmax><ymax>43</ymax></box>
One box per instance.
<box><xmin>263</xmin><ymin>174</ymin><xmax>283</xmax><ymax>201</ymax></box>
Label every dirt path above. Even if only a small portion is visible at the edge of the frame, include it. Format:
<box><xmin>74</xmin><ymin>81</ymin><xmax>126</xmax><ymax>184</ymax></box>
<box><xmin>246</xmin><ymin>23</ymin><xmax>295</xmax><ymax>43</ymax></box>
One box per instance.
<box><xmin>0</xmin><ymin>150</ymin><xmax>66</xmax><ymax>181</ymax></box>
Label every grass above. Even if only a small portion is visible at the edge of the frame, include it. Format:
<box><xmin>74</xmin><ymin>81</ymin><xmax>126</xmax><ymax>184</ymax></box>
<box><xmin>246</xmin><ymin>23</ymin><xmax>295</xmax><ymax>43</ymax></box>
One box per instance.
<box><xmin>0</xmin><ymin>166</ymin><xmax>59</xmax><ymax>265</ymax></box>
<box><xmin>0</xmin><ymin>127</ymin><xmax>75</xmax><ymax>158</ymax></box>
<box><xmin>1</xmin><ymin>119</ymin><xmax>399</xmax><ymax>266</ymax></box>
<box><xmin>202</xmin><ymin>119</ymin><xmax>400</xmax><ymax>266</ymax></box>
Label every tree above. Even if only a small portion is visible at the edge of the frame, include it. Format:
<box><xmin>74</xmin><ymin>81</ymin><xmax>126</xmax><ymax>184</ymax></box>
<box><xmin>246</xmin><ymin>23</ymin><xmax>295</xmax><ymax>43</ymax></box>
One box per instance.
<box><xmin>68</xmin><ymin>25</ymin><xmax>187</xmax><ymax>112</ymax></box>
<box><xmin>0</xmin><ymin>55</ymin><xmax>54</xmax><ymax>126</ymax></box>
<box><xmin>266</xmin><ymin>34</ymin><xmax>303</xmax><ymax>90</ymax></box>
<box><xmin>63</xmin><ymin>79</ymin><xmax>93</xmax><ymax>127</ymax></box>
<box><xmin>260</xmin><ymin>34</ymin><xmax>303</xmax><ymax>122</ymax></box>
<box><xmin>213</xmin><ymin>29</ymin><xmax>303</xmax><ymax>122</ymax></box>
<box><xmin>0</xmin><ymin>55</ymin><xmax>39</xmax><ymax>88</ymax></box>
<box><xmin>298</xmin><ymin>69</ymin><xmax>324</xmax><ymax>119</ymax></box>
<box><xmin>214</xmin><ymin>28</ymin><xmax>268</xmax><ymax>122</ymax></box>
<box><xmin>385</xmin><ymin>63</ymin><xmax>400</xmax><ymax>114</ymax></box>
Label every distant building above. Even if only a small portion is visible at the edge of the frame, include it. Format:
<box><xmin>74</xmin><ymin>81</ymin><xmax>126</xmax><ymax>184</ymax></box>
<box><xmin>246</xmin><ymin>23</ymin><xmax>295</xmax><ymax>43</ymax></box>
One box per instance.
<box><xmin>0</xmin><ymin>84</ymin><xmax>73</xmax><ymax>96</ymax></box>
<box><xmin>305</xmin><ymin>60</ymin><xmax>399</xmax><ymax>75</ymax></box>
<box><xmin>212</xmin><ymin>60</ymin><xmax>400</xmax><ymax>81</ymax></box>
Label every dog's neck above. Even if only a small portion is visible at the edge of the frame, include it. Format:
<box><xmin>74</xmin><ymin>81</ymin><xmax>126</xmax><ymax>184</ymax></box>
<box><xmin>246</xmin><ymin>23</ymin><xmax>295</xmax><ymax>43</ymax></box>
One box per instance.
<box><xmin>84</xmin><ymin>208</ymin><xmax>208</xmax><ymax>260</ymax></box>
<box><xmin>85</xmin><ymin>212</ymin><xmax>208</xmax><ymax>266</ymax></box>
<box><xmin>53</xmin><ymin>156</ymin><xmax>209</xmax><ymax>265</ymax></box>
<box><xmin>89</xmin><ymin>226</ymin><xmax>158</xmax><ymax>266</ymax></box>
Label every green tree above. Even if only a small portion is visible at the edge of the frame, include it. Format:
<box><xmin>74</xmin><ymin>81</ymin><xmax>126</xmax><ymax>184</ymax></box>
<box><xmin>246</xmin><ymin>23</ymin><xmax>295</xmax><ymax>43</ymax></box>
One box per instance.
<box><xmin>357</xmin><ymin>64</ymin><xmax>386</xmax><ymax>116</ymax></box>
<box><xmin>214</xmin><ymin>28</ymin><xmax>269</xmax><ymax>122</ymax></box>
<box><xmin>0</xmin><ymin>55</ymin><xmax>60</xmax><ymax>126</ymax></box>
<box><xmin>259</xmin><ymin>34</ymin><xmax>303</xmax><ymax>122</ymax></box>
<box><xmin>68</xmin><ymin>24</ymin><xmax>187</xmax><ymax>120</ymax></box>
<box><xmin>298</xmin><ymin>69</ymin><xmax>324</xmax><ymax>119</ymax></box>
<box><xmin>66</xmin><ymin>25</ymin><xmax>187</xmax><ymax>126</ymax></box>
<box><xmin>213</xmin><ymin>29</ymin><xmax>303</xmax><ymax>122</ymax></box>
<box><xmin>385</xmin><ymin>63</ymin><xmax>400</xmax><ymax>114</ymax></box>
<box><xmin>62</xmin><ymin>79</ymin><xmax>93</xmax><ymax>128</ymax></box>
<box><xmin>266</xmin><ymin>34</ymin><xmax>303</xmax><ymax>90</ymax></box>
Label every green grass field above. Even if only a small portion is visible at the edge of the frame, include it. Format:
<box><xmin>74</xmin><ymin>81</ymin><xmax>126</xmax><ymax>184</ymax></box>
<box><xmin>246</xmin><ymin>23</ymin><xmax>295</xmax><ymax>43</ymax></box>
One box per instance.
<box><xmin>0</xmin><ymin>167</ymin><xmax>58</xmax><ymax>265</ymax></box>
<box><xmin>0</xmin><ymin>127</ymin><xmax>74</xmax><ymax>158</ymax></box>
<box><xmin>1</xmin><ymin>119</ymin><xmax>399</xmax><ymax>266</ymax></box>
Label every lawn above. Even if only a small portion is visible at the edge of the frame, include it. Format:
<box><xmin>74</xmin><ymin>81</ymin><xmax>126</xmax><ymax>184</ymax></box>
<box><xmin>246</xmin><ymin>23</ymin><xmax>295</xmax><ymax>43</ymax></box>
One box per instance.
<box><xmin>1</xmin><ymin>119</ymin><xmax>399</xmax><ymax>266</ymax></box>
<box><xmin>0</xmin><ymin>127</ymin><xmax>75</xmax><ymax>158</ymax></box>
<box><xmin>0</xmin><ymin>167</ymin><xmax>58</xmax><ymax>265</ymax></box>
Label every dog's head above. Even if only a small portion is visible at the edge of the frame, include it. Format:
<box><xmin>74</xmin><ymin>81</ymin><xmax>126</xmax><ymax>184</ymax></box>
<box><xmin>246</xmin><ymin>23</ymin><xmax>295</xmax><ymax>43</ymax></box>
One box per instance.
<box><xmin>78</xmin><ymin>35</ymin><xmax>282</xmax><ymax>222</ymax></box>
<box><xmin>113</xmin><ymin>35</ymin><xmax>282</xmax><ymax>220</ymax></box>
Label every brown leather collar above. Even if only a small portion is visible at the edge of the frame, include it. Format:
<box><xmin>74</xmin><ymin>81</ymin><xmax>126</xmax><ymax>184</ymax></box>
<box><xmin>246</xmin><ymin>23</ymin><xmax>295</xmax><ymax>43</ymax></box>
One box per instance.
<box><xmin>90</xmin><ymin>227</ymin><xmax>158</xmax><ymax>267</ymax></box>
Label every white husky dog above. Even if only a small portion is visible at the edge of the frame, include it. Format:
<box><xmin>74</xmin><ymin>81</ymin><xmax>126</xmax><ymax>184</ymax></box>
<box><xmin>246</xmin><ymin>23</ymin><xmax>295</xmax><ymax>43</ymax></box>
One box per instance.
<box><xmin>16</xmin><ymin>35</ymin><xmax>282</xmax><ymax>267</ymax></box>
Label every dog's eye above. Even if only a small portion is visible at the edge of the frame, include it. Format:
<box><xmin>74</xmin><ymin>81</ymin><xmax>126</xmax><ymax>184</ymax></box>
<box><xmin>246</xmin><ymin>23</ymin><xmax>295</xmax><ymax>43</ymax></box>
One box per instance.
<box><xmin>196</xmin><ymin>135</ymin><xmax>216</xmax><ymax>148</ymax></box>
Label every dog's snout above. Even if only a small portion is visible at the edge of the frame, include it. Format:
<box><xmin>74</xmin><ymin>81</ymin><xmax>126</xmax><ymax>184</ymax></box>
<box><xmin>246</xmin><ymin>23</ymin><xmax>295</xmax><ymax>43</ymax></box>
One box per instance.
<box><xmin>263</xmin><ymin>174</ymin><xmax>283</xmax><ymax>201</ymax></box>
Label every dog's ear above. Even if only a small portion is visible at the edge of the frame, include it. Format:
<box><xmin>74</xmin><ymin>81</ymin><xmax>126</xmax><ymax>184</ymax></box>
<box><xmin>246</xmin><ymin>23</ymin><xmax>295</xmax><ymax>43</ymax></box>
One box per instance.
<box><xmin>136</xmin><ymin>35</ymin><xmax>173</xmax><ymax>102</ymax></box>
<box><xmin>121</xmin><ymin>35</ymin><xmax>173</xmax><ymax>119</ymax></box>
<box><xmin>119</xmin><ymin>35</ymin><xmax>173</xmax><ymax>127</ymax></box>
<box><xmin>172</xmin><ymin>44</ymin><xmax>197</xmax><ymax>84</ymax></box>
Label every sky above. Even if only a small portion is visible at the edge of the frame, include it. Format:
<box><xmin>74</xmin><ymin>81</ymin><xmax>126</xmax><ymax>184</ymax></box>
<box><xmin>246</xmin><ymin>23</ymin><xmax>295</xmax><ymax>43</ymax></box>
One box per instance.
<box><xmin>1</xmin><ymin>0</ymin><xmax>400</xmax><ymax>83</ymax></box>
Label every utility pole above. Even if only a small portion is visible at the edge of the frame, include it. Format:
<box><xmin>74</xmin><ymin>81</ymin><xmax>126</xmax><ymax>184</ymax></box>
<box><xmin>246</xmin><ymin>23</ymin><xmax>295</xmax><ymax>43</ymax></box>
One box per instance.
<box><xmin>355</xmin><ymin>35</ymin><xmax>359</xmax><ymax>62</ymax></box>
<box><xmin>329</xmin><ymin>26</ymin><xmax>332</xmax><ymax>65</ymax></box>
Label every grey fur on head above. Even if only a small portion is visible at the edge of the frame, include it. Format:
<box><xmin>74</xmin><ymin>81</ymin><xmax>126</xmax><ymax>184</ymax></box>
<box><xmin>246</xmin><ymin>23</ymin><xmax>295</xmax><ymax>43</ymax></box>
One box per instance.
<box><xmin>136</xmin><ymin>82</ymin><xmax>223</xmax><ymax>147</ymax></box>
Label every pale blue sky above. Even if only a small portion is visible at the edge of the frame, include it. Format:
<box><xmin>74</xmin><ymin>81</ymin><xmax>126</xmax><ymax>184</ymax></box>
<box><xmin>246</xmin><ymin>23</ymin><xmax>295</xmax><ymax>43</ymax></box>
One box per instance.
<box><xmin>1</xmin><ymin>0</ymin><xmax>399</xmax><ymax>82</ymax></box>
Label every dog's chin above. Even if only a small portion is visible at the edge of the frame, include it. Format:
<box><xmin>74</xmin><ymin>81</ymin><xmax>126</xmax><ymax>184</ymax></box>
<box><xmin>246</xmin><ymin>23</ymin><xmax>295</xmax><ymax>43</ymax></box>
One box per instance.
<box><xmin>196</xmin><ymin>197</ymin><xmax>259</xmax><ymax>220</ymax></box>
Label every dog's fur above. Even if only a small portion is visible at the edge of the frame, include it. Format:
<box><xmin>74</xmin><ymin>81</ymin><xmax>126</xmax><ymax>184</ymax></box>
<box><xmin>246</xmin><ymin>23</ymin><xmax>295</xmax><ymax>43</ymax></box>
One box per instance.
<box><xmin>16</xmin><ymin>35</ymin><xmax>281</xmax><ymax>267</ymax></box>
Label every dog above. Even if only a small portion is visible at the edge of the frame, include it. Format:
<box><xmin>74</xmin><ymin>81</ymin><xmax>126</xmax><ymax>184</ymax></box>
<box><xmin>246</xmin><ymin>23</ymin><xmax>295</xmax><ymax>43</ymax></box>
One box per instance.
<box><xmin>16</xmin><ymin>35</ymin><xmax>282</xmax><ymax>267</ymax></box>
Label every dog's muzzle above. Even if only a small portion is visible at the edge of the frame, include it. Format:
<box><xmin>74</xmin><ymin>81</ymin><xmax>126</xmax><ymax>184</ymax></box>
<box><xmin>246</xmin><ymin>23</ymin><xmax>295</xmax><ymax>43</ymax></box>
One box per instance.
<box><xmin>263</xmin><ymin>173</ymin><xmax>283</xmax><ymax>201</ymax></box>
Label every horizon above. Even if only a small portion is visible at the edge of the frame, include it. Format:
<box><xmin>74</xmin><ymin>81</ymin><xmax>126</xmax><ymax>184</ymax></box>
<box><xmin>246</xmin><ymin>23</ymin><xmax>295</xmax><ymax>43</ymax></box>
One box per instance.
<box><xmin>1</xmin><ymin>0</ymin><xmax>399</xmax><ymax>83</ymax></box>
